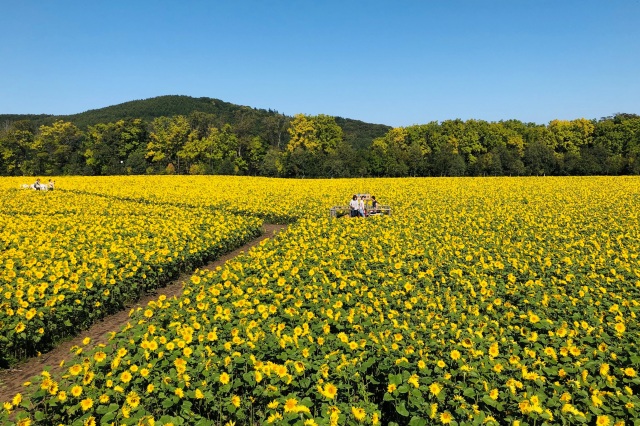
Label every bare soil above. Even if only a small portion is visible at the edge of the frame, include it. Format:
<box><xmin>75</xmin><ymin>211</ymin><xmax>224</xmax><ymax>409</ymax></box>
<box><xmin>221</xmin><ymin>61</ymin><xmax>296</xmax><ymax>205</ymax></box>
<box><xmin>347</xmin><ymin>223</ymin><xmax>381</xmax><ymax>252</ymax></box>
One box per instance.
<box><xmin>0</xmin><ymin>224</ymin><xmax>286</xmax><ymax>403</ymax></box>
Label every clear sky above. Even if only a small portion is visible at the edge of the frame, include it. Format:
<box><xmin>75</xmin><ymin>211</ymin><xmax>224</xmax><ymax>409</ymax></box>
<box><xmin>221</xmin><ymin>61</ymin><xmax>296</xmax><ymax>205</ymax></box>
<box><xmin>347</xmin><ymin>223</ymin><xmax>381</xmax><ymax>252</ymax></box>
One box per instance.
<box><xmin>1</xmin><ymin>0</ymin><xmax>638</xmax><ymax>127</ymax></box>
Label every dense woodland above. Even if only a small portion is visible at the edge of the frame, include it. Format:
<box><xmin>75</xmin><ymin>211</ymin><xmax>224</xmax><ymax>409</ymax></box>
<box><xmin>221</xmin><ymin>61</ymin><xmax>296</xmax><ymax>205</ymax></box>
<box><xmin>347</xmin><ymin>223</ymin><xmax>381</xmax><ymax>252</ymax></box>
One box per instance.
<box><xmin>1</xmin><ymin>95</ymin><xmax>639</xmax><ymax>177</ymax></box>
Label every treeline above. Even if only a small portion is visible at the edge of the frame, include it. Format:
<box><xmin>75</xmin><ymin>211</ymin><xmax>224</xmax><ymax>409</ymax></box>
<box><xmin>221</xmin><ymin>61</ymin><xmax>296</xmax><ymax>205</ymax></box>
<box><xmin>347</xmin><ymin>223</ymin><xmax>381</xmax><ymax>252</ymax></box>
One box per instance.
<box><xmin>1</xmin><ymin>104</ymin><xmax>639</xmax><ymax>177</ymax></box>
<box><xmin>368</xmin><ymin>114</ymin><xmax>640</xmax><ymax>177</ymax></box>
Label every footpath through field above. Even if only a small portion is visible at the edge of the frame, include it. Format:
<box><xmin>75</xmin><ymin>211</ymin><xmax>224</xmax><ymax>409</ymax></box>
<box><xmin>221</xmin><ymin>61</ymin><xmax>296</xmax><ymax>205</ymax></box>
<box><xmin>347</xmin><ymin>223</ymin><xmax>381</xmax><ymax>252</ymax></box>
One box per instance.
<box><xmin>0</xmin><ymin>224</ymin><xmax>287</xmax><ymax>404</ymax></box>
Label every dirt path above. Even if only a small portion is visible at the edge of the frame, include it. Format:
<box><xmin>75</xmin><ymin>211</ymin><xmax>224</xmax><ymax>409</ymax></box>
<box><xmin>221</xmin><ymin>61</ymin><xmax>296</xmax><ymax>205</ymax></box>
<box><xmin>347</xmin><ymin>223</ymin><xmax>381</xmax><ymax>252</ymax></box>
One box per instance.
<box><xmin>0</xmin><ymin>224</ymin><xmax>287</xmax><ymax>403</ymax></box>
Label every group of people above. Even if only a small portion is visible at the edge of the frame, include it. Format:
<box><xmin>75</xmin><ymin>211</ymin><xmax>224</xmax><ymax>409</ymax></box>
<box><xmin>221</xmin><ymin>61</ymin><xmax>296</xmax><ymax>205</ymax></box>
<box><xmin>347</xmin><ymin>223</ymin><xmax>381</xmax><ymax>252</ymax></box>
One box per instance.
<box><xmin>33</xmin><ymin>178</ymin><xmax>55</xmax><ymax>191</ymax></box>
<box><xmin>349</xmin><ymin>194</ymin><xmax>379</xmax><ymax>217</ymax></box>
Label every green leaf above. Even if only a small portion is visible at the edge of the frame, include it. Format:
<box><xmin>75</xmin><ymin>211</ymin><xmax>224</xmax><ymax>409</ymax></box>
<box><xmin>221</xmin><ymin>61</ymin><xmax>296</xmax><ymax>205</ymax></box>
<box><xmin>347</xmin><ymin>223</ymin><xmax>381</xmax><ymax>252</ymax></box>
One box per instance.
<box><xmin>242</xmin><ymin>371</ymin><xmax>255</xmax><ymax>385</ymax></box>
<box><xmin>361</xmin><ymin>357</ymin><xmax>376</xmax><ymax>370</ymax></box>
<box><xmin>389</xmin><ymin>374</ymin><xmax>403</xmax><ymax>385</ymax></box>
<box><xmin>482</xmin><ymin>395</ymin><xmax>497</xmax><ymax>407</ymax></box>
<box><xmin>396</xmin><ymin>401</ymin><xmax>410</xmax><ymax>417</ymax></box>
<box><xmin>408</xmin><ymin>416</ymin><xmax>427</xmax><ymax>426</ymax></box>
<box><xmin>588</xmin><ymin>405</ymin><xmax>602</xmax><ymax>415</ymax></box>
<box><xmin>101</xmin><ymin>412</ymin><xmax>115</xmax><ymax>424</ymax></box>
<box><xmin>367</xmin><ymin>374</ymin><xmax>380</xmax><ymax>384</ymax></box>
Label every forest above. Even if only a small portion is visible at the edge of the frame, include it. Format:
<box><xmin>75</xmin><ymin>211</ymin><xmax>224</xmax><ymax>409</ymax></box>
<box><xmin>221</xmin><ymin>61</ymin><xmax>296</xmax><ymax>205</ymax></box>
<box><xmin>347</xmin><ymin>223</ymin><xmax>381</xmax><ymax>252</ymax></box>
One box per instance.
<box><xmin>1</xmin><ymin>95</ymin><xmax>639</xmax><ymax>177</ymax></box>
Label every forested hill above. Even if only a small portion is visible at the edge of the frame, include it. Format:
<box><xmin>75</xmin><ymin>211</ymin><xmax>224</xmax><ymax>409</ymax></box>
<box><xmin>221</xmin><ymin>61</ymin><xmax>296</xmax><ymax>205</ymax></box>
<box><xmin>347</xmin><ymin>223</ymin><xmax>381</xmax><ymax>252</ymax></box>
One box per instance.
<box><xmin>1</xmin><ymin>96</ymin><xmax>639</xmax><ymax>178</ymax></box>
<box><xmin>61</xmin><ymin>96</ymin><xmax>254</xmax><ymax>128</ymax></box>
<box><xmin>0</xmin><ymin>95</ymin><xmax>391</xmax><ymax>151</ymax></box>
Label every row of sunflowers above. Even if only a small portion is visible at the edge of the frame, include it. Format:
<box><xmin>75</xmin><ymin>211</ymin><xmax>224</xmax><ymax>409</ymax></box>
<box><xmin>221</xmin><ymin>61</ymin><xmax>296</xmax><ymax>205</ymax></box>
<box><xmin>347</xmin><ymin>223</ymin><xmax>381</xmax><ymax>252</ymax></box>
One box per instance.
<box><xmin>2</xmin><ymin>176</ymin><xmax>640</xmax><ymax>425</ymax></box>
<box><xmin>0</xmin><ymin>185</ymin><xmax>262</xmax><ymax>365</ymax></box>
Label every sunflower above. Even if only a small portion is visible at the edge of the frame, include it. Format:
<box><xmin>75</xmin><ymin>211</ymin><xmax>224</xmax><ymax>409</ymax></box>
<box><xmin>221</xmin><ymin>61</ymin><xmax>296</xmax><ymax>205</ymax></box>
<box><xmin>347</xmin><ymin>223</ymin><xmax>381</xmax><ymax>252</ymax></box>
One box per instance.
<box><xmin>69</xmin><ymin>364</ymin><xmax>83</xmax><ymax>376</ymax></box>
<box><xmin>284</xmin><ymin>398</ymin><xmax>298</xmax><ymax>413</ymax></box>
<box><xmin>488</xmin><ymin>343</ymin><xmax>499</xmax><ymax>358</ymax></box>
<box><xmin>440</xmin><ymin>411</ymin><xmax>453</xmax><ymax>424</ymax></box>
<box><xmin>351</xmin><ymin>406</ymin><xmax>366</xmax><ymax>422</ymax></box>
<box><xmin>80</xmin><ymin>398</ymin><xmax>93</xmax><ymax>411</ymax></box>
<box><xmin>219</xmin><ymin>372</ymin><xmax>230</xmax><ymax>385</ymax></box>
<box><xmin>231</xmin><ymin>395</ymin><xmax>240</xmax><ymax>408</ymax></box>
<box><xmin>71</xmin><ymin>385</ymin><xmax>83</xmax><ymax>398</ymax></box>
<box><xmin>319</xmin><ymin>382</ymin><xmax>338</xmax><ymax>399</ymax></box>
<box><xmin>408</xmin><ymin>374</ymin><xmax>420</xmax><ymax>388</ymax></box>
<box><xmin>126</xmin><ymin>391</ymin><xmax>140</xmax><ymax>409</ymax></box>
<box><xmin>93</xmin><ymin>352</ymin><xmax>107</xmax><ymax>363</ymax></box>
<box><xmin>429</xmin><ymin>382</ymin><xmax>443</xmax><ymax>396</ymax></box>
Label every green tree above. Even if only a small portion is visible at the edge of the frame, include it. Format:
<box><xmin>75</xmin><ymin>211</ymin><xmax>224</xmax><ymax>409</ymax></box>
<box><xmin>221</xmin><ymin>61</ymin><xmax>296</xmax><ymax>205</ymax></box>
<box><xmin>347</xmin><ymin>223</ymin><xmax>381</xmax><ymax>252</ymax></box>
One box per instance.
<box><xmin>548</xmin><ymin>118</ymin><xmax>594</xmax><ymax>155</ymax></box>
<box><xmin>0</xmin><ymin>121</ymin><xmax>35</xmax><ymax>175</ymax></box>
<box><xmin>523</xmin><ymin>141</ymin><xmax>556</xmax><ymax>175</ymax></box>
<box><xmin>33</xmin><ymin>120</ymin><xmax>84</xmax><ymax>174</ymax></box>
<box><xmin>84</xmin><ymin>119</ymin><xmax>148</xmax><ymax>175</ymax></box>
<box><xmin>177</xmin><ymin>130</ymin><xmax>211</xmax><ymax>173</ymax></box>
<box><xmin>286</xmin><ymin>114</ymin><xmax>343</xmax><ymax>177</ymax></box>
<box><xmin>430</xmin><ymin>142</ymin><xmax>466</xmax><ymax>176</ymax></box>
<box><xmin>263</xmin><ymin>113</ymin><xmax>290</xmax><ymax>149</ymax></box>
<box><xmin>147</xmin><ymin>116</ymin><xmax>190</xmax><ymax>173</ymax></box>
<box><xmin>369</xmin><ymin>137</ymin><xmax>409</xmax><ymax>177</ymax></box>
<box><xmin>259</xmin><ymin>148</ymin><xmax>286</xmax><ymax>177</ymax></box>
<box><xmin>287</xmin><ymin>114</ymin><xmax>342</xmax><ymax>155</ymax></box>
<box><xmin>245</xmin><ymin>136</ymin><xmax>267</xmax><ymax>175</ymax></box>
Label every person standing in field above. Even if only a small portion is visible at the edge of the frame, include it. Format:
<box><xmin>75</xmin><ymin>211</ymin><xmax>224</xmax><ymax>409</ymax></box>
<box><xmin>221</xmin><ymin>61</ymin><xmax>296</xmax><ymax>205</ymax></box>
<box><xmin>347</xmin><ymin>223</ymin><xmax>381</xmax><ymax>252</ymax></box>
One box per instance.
<box><xmin>349</xmin><ymin>195</ymin><xmax>359</xmax><ymax>217</ymax></box>
<box><xmin>358</xmin><ymin>195</ymin><xmax>366</xmax><ymax>217</ymax></box>
<box><xmin>371</xmin><ymin>195</ymin><xmax>379</xmax><ymax>214</ymax></box>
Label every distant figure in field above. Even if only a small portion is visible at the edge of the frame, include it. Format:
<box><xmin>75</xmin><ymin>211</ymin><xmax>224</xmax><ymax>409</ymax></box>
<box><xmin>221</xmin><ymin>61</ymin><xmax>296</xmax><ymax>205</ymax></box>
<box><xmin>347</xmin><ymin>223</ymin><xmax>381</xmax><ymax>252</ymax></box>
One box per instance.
<box><xmin>370</xmin><ymin>195</ymin><xmax>379</xmax><ymax>214</ymax></box>
<box><xmin>358</xmin><ymin>195</ymin><xmax>366</xmax><ymax>217</ymax></box>
<box><xmin>349</xmin><ymin>195</ymin><xmax>360</xmax><ymax>217</ymax></box>
<box><xmin>34</xmin><ymin>178</ymin><xmax>43</xmax><ymax>190</ymax></box>
<box><xmin>48</xmin><ymin>179</ymin><xmax>55</xmax><ymax>190</ymax></box>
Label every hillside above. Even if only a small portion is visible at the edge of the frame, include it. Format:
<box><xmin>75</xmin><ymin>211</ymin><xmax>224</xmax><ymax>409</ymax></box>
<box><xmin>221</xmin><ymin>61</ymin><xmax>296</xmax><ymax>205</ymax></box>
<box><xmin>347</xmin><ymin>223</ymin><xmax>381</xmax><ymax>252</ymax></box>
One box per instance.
<box><xmin>0</xmin><ymin>95</ymin><xmax>391</xmax><ymax>150</ymax></box>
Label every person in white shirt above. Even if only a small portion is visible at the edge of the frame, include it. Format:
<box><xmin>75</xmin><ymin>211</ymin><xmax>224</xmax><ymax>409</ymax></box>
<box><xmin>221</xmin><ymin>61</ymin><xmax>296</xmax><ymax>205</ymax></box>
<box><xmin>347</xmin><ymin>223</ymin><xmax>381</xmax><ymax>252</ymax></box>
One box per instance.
<box><xmin>358</xmin><ymin>195</ymin><xmax>366</xmax><ymax>217</ymax></box>
<box><xmin>349</xmin><ymin>195</ymin><xmax>360</xmax><ymax>217</ymax></box>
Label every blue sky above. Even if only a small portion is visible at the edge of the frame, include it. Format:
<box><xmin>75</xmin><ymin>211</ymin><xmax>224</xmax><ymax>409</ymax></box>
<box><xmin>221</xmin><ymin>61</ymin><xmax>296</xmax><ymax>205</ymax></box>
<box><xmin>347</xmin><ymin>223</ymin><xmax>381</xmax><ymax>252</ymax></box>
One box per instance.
<box><xmin>1</xmin><ymin>0</ymin><xmax>638</xmax><ymax>127</ymax></box>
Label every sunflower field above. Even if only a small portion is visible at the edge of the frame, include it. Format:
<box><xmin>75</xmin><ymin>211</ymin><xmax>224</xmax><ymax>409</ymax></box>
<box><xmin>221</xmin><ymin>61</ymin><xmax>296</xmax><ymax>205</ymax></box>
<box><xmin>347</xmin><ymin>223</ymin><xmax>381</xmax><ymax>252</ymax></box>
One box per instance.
<box><xmin>0</xmin><ymin>184</ymin><xmax>262</xmax><ymax>365</ymax></box>
<box><xmin>2</xmin><ymin>176</ymin><xmax>640</xmax><ymax>426</ymax></box>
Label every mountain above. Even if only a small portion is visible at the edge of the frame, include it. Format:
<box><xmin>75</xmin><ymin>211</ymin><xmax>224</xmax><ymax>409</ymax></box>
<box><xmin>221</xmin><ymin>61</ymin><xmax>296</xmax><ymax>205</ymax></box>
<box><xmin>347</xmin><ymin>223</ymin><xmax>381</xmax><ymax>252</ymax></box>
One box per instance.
<box><xmin>0</xmin><ymin>95</ymin><xmax>391</xmax><ymax>150</ymax></box>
